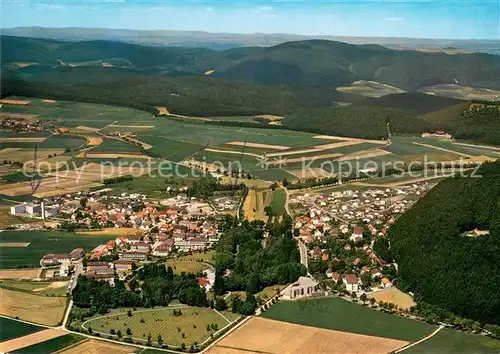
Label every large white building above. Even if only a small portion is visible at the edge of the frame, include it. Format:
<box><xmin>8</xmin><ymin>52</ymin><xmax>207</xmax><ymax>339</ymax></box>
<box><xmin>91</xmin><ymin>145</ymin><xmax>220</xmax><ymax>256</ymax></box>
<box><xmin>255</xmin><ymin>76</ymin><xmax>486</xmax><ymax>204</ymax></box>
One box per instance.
<box><xmin>282</xmin><ymin>276</ymin><xmax>320</xmax><ymax>300</ymax></box>
<box><xmin>26</xmin><ymin>204</ymin><xmax>41</xmax><ymax>216</ymax></box>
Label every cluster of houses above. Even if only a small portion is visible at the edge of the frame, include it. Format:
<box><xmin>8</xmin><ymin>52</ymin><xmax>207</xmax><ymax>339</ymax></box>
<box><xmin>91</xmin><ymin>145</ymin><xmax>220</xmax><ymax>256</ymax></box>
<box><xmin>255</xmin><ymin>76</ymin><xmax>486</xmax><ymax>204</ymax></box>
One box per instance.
<box><xmin>0</xmin><ymin>117</ymin><xmax>47</xmax><ymax>132</ymax></box>
<box><xmin>290</xmin><ymin>183</ymin><xmax>436</xmax><ymax>295</ymax></box>
<box><xmin>40</xmin><ymin>247</ymin><xmax>85</xmax><ymax>277</ymax></box>
<box><xmin>37</xmin><ymin>193</ymin><xmax>224</xmax><ymax>282</ymax></box>
<box><xmin>421</xmin><ymin>130</ymin><xmax>453</xmax><ymax>139</ymax></box>
<box><xmin>291</xmin><ymin>183</ymin><xmax>433</xmax><ymax>244</ymax></box>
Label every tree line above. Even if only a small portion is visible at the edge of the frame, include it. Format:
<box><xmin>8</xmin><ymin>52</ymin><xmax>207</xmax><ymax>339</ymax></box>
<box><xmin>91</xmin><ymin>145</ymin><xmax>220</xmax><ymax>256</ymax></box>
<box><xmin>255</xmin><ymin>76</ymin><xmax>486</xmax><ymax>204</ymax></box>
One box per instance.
<box><xmin>388</xmin><ymin>161</ymin><xmax>500</xmax><ymax>325</ymax></box>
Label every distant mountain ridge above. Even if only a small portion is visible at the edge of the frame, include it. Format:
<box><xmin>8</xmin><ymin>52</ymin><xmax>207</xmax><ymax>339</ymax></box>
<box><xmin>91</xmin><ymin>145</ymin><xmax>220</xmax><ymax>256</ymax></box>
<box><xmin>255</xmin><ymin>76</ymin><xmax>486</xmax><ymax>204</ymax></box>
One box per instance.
<box><xmin>3</xmin><ymin>36</ymin><xmax>500</xmax><ymax>92</ymax></box>
<box><xmin>3</xmin><ymin>27</ymin><xmax>500</xmax><ymax>55</ymax></box>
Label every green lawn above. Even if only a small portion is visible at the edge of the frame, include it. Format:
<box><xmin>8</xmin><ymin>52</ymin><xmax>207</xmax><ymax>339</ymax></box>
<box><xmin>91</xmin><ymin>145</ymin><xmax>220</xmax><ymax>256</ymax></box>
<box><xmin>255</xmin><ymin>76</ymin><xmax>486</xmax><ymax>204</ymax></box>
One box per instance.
<box><xmin>0</xmin><ymin>231</ymin><xmax>112</xmax><ymax>268</ymax></box>
<box><xmin>166</xmin><ymin>260</ymin><xmax>210</xmax><ymax>275</ymax></box>
<box><xmin>11</xmin><ymin>334</ymin><xmax>86</xmax><ymax>354</ymax></box>
<box><xmin>262</xmin><ymin>297</ymin><xmax>435</xmax><ymax>342</ymax></box>
<box><xmin>405</xmin><ymin>328</ymin><xmax>500</xmax><ymax>354</ymax></box>
<box><xmin>0</xmin><ymin>317</ymin><xmax>44</xmax><ymax>341</ymax></box>
<box><xmin>269</xmin><ymin>189</ymin><xmax>286</xmax><ymax>215</ymax></box>
<box><xmin>82</xmin><ymin>306</ymin><xmax>241</xmax><ymax>348</ymax></box>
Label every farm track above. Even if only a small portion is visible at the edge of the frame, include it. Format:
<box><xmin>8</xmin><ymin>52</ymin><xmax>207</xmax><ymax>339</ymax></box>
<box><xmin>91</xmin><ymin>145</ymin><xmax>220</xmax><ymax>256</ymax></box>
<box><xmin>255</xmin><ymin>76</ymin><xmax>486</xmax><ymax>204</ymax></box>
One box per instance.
<box><xmin>394</xmin><ymin>326</ymin><xmax>444</xmax><ymax>353</ymax></box>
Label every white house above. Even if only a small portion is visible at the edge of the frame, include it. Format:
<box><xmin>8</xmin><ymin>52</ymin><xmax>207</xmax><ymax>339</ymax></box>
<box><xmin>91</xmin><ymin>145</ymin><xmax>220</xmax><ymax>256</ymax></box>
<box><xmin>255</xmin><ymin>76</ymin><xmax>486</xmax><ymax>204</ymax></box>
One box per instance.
<box><xmin>282</xmin><ymin>276</ymin><xmax>320</xmax><ymax>300</ymax></box>
<box><xmin>343</xmin><ymin>273</ymin><xmax>360</xmax><ymax>292</ymax></box>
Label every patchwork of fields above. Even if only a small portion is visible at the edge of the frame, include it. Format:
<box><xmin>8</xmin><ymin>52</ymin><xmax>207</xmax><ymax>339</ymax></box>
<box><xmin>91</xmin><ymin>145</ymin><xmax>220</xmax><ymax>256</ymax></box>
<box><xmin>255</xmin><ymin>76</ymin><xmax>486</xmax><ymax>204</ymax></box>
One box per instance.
<box><xmin>1</xmin><ymin>97</ymin><xmax>498</xmax><ymax>189</ymax></box>
<box><xmin>208</xmin><ymin>317</ymin><xmax>409</xmax><ymax>354</ymax></box>
<box><xmin>0</xmin><ymin>317</ymin><xmax>87</xmax><ymax>354</ymax></box>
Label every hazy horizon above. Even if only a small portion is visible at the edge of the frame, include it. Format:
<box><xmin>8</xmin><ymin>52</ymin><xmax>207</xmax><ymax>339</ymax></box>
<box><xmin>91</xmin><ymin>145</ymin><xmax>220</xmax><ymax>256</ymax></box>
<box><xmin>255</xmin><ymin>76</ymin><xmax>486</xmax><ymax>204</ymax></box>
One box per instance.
<box><xmin>2</xmin><ymin>0</ymin><xmax>499</xmax><ymax>41</ymax></box>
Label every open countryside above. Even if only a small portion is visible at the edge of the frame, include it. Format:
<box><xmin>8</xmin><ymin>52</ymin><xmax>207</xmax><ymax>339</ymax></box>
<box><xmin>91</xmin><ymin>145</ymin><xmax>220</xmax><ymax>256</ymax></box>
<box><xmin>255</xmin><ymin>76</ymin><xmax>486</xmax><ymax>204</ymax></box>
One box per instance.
<box><xmin>1</xmin><ymin>7</ymin><xmax>500</xmax><ymax>354</ymax></box>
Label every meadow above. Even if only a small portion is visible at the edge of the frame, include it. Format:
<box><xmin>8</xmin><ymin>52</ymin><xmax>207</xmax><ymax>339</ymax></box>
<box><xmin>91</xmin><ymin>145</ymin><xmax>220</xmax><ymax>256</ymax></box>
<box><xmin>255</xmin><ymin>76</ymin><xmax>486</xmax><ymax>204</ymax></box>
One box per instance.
<box><xmin>174</xmin><ymin>250</ymin><xmax>216</xmax><ymax>264</ymax></box>
<box><xmin>405</xmin><ymin>328</ymin><xmax>500</xmax><ymax>354</ymax></box>
<box><xmin>165</xmin><ymin>260</ymin><xmax>211</xmax><ymax>275</ymax></box>
<box><xmin>269</xmin><ymin>189</ymin><xmax>286</xmax><ymax>216</ymax></box>
<box><xmin>262</xmin><ymin>296</ymin><xmax>435</xmax><ymax>342</ymax></box>
<box><xmin>82</xmin><ymin>306</ymin><xmax>241</xmax><ymax>347</ymax></box>
<box><xmin>0</xmin><ymin>317</ymin><xmax>43</xmax><ymax>341</ymax></box>
<box><xmin>0</xmin><ymin>231</ymin><xmax>112</xmax><ymax>268</ymax></box>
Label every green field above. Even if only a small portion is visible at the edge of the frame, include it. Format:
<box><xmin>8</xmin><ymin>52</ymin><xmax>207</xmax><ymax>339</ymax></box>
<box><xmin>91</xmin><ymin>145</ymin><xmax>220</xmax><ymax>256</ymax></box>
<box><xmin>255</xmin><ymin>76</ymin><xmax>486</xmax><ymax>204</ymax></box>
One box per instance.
<box><xmin>262</xmin><ymin>297</ymin><xmax>435</xmax><ymax>342</ymax></box>
<box><xmin>405</xmin><ymin>328</ymin><xmax>500</xmax><ymax>354</ymax></box>
<box><xmin>82</xmin><ymin>306</ymin><xmax>241</xmax><ymax>347</ymax></box>
<box><xmin>0</xmin><ymin>317</ymin><xmax>43</xmax><ymax>341</ymax></box>
<box><xmin>166</xmin><ymin>260</ymin><xmax>211</xmax><ymax>275</ymax></box>
<box><xmin>0</xmin><ymin>231</ymin><xmax>112</xmax><ymax>268</ymax></box>
<box><xmin>137</xmin><ymin>135</ymin><xmax>205</xmax><ymax>161</ymax></box>
<box><xmin>38</xmin><ymin>135</ymin><xmax>87</xmax><ymax>149</ymax></box>
<box><xmin>0</xmin><ymin>97</ymin><xmax>153</xmax><ymax>125</ymax></box>
<box><xmin>91</xmin><ymin>138</ymin><xmax>143</xmax><ymax>154</ymax></box>
<box><xmin>0</xmin><ymin>279</ymin><xmax>68</xmax><ymax>296</ymax></box>
<box><xmin>269</xmin><ymin>189</ymin><xmax>286</xmax><ymax>215</ymax></box>
<box><xmin>11</xmin><ymin>334</ymin><xmax>86</xmax><ymax>354</ymax></box>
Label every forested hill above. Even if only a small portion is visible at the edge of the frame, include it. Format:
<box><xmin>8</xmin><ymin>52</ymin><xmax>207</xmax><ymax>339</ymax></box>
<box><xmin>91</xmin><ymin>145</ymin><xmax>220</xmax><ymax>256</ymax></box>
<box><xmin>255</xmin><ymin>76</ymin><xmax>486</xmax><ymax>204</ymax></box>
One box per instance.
<box><xmin>3</xmin><ymin>35</ymin><xmax>500</xmax><ymax>91</ymax></box>
<box><xmin>387</xmin><ymin>161</ymin><xmax>500</xmax><ymax>325</ymax></box>
<box><xmin>282</xmin><ymin>98</ymin><xmax>500</xmax><ymax>145</ymax></box>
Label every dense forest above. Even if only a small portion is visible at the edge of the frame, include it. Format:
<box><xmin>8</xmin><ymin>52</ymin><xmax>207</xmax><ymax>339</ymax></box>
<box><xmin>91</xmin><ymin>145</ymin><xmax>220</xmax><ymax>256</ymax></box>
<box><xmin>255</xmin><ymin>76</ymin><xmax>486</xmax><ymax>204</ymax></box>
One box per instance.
<box><xmin>1</xmin><ymin>71</ymin><xmax>358</xmax><ymax>117</ymax></box>
<box><xmin>213</xmin><ymin>217</ymin><xmax>306</xmax><ymax>301</ymax></box>
<box><xmin>282</xmin><ymin>105</ymin><xmax>429</xmax><ymax>140</ymax></box>
<box><xmin>387</xmin><ymin>161</ymin><xmax>500</xmax><ymax>325</ymax></box>
<box><xmin>4</xmin><ymin>36</ymin><xmax>500</xmax><ymax>91</ymax></box>
<box><xmin>283</xmin><ymin>99</ymin><xmax>500</xmax><ymax>145</ymax></box>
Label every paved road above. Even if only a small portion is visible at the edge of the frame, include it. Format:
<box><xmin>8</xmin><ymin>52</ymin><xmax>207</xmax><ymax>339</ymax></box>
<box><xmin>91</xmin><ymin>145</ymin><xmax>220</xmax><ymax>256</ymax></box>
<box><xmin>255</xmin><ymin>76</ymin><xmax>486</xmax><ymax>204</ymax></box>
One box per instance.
<box><xmin>284</xmin><ymin>188</ymin><xmax>310</xmax><ymax>274</ymax></box>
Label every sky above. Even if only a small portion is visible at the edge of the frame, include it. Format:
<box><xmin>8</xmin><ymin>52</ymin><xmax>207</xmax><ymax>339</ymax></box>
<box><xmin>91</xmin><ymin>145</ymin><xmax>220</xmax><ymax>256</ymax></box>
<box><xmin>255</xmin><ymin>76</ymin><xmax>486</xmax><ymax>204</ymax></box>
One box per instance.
<box><xmin>1</xmin><ymin>0</ymin><xmax>499</xmax><ymax>40</ymax></box>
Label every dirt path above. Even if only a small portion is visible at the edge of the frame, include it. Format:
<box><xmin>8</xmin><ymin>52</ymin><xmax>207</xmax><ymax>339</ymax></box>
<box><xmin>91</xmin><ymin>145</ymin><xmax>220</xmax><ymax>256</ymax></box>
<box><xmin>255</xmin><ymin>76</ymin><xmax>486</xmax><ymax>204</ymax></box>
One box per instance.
<box><xmin>412</xmin><ymin>142</ymin><xmax>473</xmax><ymax>158</ymax></box>
<box><xmin>394</xmin><ymin>326</ymin><xmax>444</xmax><ymax>353</ymax></box>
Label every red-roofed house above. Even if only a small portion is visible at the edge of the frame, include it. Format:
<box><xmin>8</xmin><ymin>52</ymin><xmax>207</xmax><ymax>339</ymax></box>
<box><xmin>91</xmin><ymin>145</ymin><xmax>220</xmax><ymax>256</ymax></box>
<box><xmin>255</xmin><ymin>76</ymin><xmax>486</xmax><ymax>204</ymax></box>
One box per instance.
<box><xmin>343</xmin><ymin>273</ymin><xmax>360</xmax><ymax>292</ymax></box>
<box><xmin>70</xmin><ymin>248</ymin><xmax>85</xmax><ymax>261</ymax></box>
